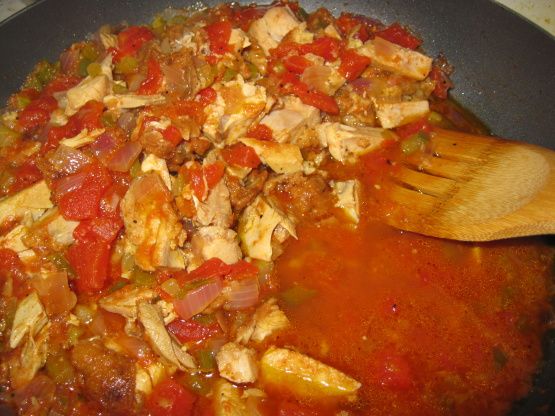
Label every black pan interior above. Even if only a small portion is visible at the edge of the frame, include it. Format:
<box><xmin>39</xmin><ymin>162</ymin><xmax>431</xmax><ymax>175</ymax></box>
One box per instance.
<box><xmin>0</xmin><ymin>1</ymin><xmax>554</xmax><ymax>414</ymax></box>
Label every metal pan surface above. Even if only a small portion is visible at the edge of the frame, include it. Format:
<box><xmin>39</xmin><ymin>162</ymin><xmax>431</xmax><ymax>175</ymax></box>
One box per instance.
<box><xmin>0</xmin><ymin>1</ymin><xmax>554</xmax><ymax>415</ymax></box>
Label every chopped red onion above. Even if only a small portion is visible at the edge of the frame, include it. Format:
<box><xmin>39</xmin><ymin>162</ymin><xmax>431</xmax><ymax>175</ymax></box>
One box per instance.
<box><xmin>225</xmin><ymin>276</ymin><xmax>259</xmax><ymax>310</ymax></box>
<box><xmin>173</xmin><ymin>277</ymin><xmax>223</xmax><ymax>321</ymax></box>
<box><xmin>107</xmin><ymin>141</ymin><xmax>142</xmax><ymax>172</ymax></box>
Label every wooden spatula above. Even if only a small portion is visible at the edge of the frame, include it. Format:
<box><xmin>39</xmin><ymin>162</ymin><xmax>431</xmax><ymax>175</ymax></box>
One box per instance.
<box><xmin>384</xmin><ymin>128</ymin><xmax>555</xmax><ymax>241</ymax></box>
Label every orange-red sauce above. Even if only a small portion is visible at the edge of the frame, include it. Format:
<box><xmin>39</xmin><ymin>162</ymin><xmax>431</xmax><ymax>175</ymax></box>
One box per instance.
<box><xmin>271</xmin><ymin>151</ymin><xmax>554</xmax><ymax>416</ymax></box>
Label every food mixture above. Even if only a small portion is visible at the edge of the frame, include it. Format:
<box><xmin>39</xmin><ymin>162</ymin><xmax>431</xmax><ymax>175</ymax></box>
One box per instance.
<box><xmin>0</xmin><ymin>1</ymin><xmax>553</xmax><ymax>415</ymax></box>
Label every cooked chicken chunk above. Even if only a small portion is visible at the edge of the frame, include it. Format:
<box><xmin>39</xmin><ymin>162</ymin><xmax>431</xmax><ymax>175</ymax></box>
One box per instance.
<box><xmin>213</xmin><ymin>379</ymin><xmax>250</xmax><ymax>416</ymax></box>
<box><xmin>358</xmin><ymin>37</ymin><xmax>432</xmax><ymax>81</ymax></box>
<box><xmin>65</xmin><ymin>76</ymin><xmax>108</xmax><ymax>116</ymax></box>
<box><xmin>9</xmin><ymin>291</ymin><xmax>48</xmax><ymax>349</ymax></box>
<box><xmin>259</xmin><ymin>96</ymin><xmax>320</xmax><ymax>143</ymax></box>
<box><xmin>216</xmin><ymin>342</ymin><xmax>258</xmax><ymax>384</ymax></box>
<box><xmin>248</xmin><ymin>7</ymin><xmax>301</xmax><ymax>54</ymax></box>
<box><xmin>0</xmin><ymin>180</ymin><xmax>53</xmax><ymax>225</ymax></box>
<box><xmin>190</xmin><ymin>226</ymin><xmax>242</xmax><ymax>266</ymax></box>
<box><xmin>236</xmin><ymin>298</ymin><xmax>290</xmax><ymax>344</ymax></box>
<box><xmin>141</xmin><ymin>153</ymin><xmax>173</xmax><ymax>191</ymax></box>
<box><xmin>104</xmin><ymin>94</ymin><xmax>166</xmax><ymax>110</ymax></box>
<box><xmin>374</xmin><ymin>100</ymin><xmax>430</xmax><ymax>128</ymax></box>
<box><xmin>194</xmin><ymin>179</ymin><xmax>233</xmax><ymax>228</ymax></box>
<box><xmin>331</xmin><ymin>180</ymin><xmax>360</xmax><ymax>223</ymax></box>
<box><xmin>240</xmin><ymin>138</ymin><xmax>303</xmax><ymax>174</ymax></box>
<box><xmin>316</xmin><ymin>122</ymin><xmax>391</xmax><ymax>163</ymax></box>
<box><xmin>99</xmin><ymin>286</ymin><xmax>156</xmax><ymax>321</ymax></box>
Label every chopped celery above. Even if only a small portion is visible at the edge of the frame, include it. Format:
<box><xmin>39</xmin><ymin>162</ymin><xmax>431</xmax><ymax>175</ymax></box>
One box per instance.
<box><xmin>223</xmin><ymin>67</ymin><xmax>238</xmax><ymax>82</ymax></box>
<box><xmin>66</xmin><ymin>325</ymin><xmax>84</xmax><ymax>346</ymax></box>
<box><xmin>151</xmin><ymin>15</ymin><xmax>166</xmax><ymax>35</ymax></box>
<box><xmin>400</xmin><ymin>131</ymin><xmax>429</xmax><ymax>155</ymax></box>
<box><xmin>131</xmin><ymin>268</ymin><xmax>156</xmax><ymax>287</ymax></box>
<box><xmin>101</xmin><ymin>111</ymin><xmax>118</xmax><ymax>127</ymax></box>
<box><xmin>192</xmin><ymin>313</ymin><xmax>216</xmax><ymax>325</ymax></box>
<box><xmin>273</xmin><ymin>62</ymin><xmax>286</xmax><ymax>75</ymax></box>
<box><xmin>160</xmin><ymin>278</ymin><xmax>182</xmax><ymax>298</ymax></box>
<box><xmin>428</xmin><ymin>111</ymin><xmax>443</xmax><ymax>125</ymax></box>
<box><xmin>129</xmin><ymin>159</ymin><xmax>142</xmax><ymax>178</ymax></box>
<box><xmin>0</xmin><ymin>124</ymin><xmax>21</xmax><ymax>148</ymax></box>
<box><xmin>46</xmin><ymin>252</ymin><xmax>73</xmax><ymax>274</ymax></box>
<box><xmin>115</xmin><ymin>56</ymin><xmax>138</xmax><ymax>75</ymax></box>
<box><xmin>87</xmin><ymin>62</ymin><xmax>102</xmax><ymax>77</ymax></box>
<box><xmin>14</xmin><ymin>94</ymin><xmax>31</xmax><ymax>109</ymax></box>
<box><xmin>246</xmin><ymin>62</ymin><xmax>259</xmax><ymax>79</ymax></box>
<box><xmin>80</xmin><ymin>43</ymin><xmax>99</xmax><ymax>61</ymax></box>
<box><xmin>73</xmin><ymin>304</ymin><xmax>94</xmax><ymax>324</ymax></box>
<box><xmin>45</xmin><ymin>351</ymin><xmax>75</xmax><ymax>383</ymax></box>
<box><xmin>24</xmin><ymin>60</ymin><xmax>58</xmax><ymax>91</ymax></box>
<box><xmin>195</xmin><ymin>348</ymin><xmax>216</xmax><ymax>373</ymax></box>
<box><xmin>78</xmin><ymin>58</ymin><xmax>92</xmax><ymax>77</ymax></box>
<box><xmin>108</xmin><ymin>279</ymin><xmax>128</xmax><ymax>293</ymax></box>
<box><xmin>280</xmin><ymin>285</ymin><xmax>316</xmax><ymax>307</ymax></box>
<box><xmin>112</xmin><ymin>82</ymin><xmax>128</xmax><ymax>94</ymax></box>
<box><xmin>179</xmin><ymin>373</ymin><xmax>211</xmax><ymax>395</ymax></box>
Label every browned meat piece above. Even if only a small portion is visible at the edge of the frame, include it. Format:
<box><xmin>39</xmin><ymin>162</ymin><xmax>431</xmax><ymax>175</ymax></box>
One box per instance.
<box><xmin>189</xmin><ymin>136</ymin><xmax>211</xmax><ymax>156</ymax></box>
<box><xmin>71</xmin><ymin>340</ymin><xmax>135</xmax><ymax>415</ymax></box>
<box><xmin>225</xmin><ymin>168</ymin><xmax>268</xmax><ymax>213</ymax></box>
<box><xmin>139</xmin><ymin>129</ymin><xmax>175</xmax><ymax>159</ymax></box>
<box><xmin>264</xmin><ymin>172</ymin><xmax>334</xmax><ymax>222</ymax></box>
<box><xmin>162</xmin><ymin>48</ymin><xmax>199</xmax><ymax>99</ymax></box>
<box><xmin>306</xmin><ymin>7</ymin><xmax>335</xmax><ymax>31</ymax></box>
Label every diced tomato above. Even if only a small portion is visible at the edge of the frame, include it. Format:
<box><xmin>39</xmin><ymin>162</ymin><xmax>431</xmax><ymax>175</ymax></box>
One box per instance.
<box><xmin>301</xmin><ymin>36</ymin><xmax>342</xmax><ymax>61</ymax></box>
<box><xmin>161</xmin><ymin>125</ymin><xmax>183</xmax><ymax>146</ymax></box>
<box><xmin>167</xmin><ymin>318</ymin><xmax>221</xmax><ymax>343</ymax></box>
<box><xmin>151</xmin><ymin>99</ymin><xmax>206</xmax><ymax>126</ymax></box>
<box><xmin>278</xmin><ymin>401</ymin><xmax>318</xmax><ymax>416</ymax></box>
<box><xmin>56</xmin><ymin>163</ymin><xmax>114</xmax><ymax>221</ymax></box>
<box><xmin>375</xmin><ymin>352</ymin><xmax>413</xmax><ymax>390</ymax></box>
<box><xmin>280</xmin><ymin>72</ymin><xmax>339</xmax><ymax>114</ymax></box>
<box><xmin>339</xmin><ymin>49</ymin><xmax>371</xmax><ymax>81</ymax></box>
<box><xmin>375</xmin><ymin>23</ymin><xmax>422</xmax><ymax>50</ymax></box>
<box><xmin>336</xmin><ymin>13</ymin><xmax>370</xmax><ymax>42</ymax></box>
<box><xmin>186</xmin><ymin>162</ymin><xmax>225</xmax><ymax>199</ymax></box>
<box><xmin>283</xmin><ymin>55</ymin><xmax>312</xmax><ymax>74</ymax></box>
<box><xmin>67</xmin><ymin>239</ymin><xmax>112</xmax><ymax>294</ymax></box>
<box><xmin>203</xmin><ymin>162</ymin><xmax>225</xmax><ymax>189</ymax></box>
<box><xmin>221</xmin><ymin>143</ymin><xmax>261</xmax><ymax>168</ymax></box>
<box><xmin>42</xmin><ymin>75</ymin><xmax>80</xmax><ymax>95</ymax></box>
<box><xmin>43</xmin><ymin>100</ymin><xmax>104</xmax><ymax>153</ymax></box>
<box><xmin>0</xmin><ymin>248</ymin><xmax>30</xmax><ymax>297</ymax></box>
<box><xmin>196</xmin><ymin>87</ymin><xmax>217</xmax><ymax>106</ymax></box>
<box><xmin>113</xmin><ymin>26</ymin><xmax>154</xmax><ymax>61</ymax></box>
<box><xmin>73</xmin><ymin>216</ymin><xmax>123</xmax><ymax>244</ymax></box>
<box><xmin>175</xmin><ymin>258</ymin><xmax>232</xmax><ymax>285</ymax></box>
<box><xmin>429</xmin><ymin>65</ymin><xmax>453</xmax><ymax>99</ymax></box>
<box><xmin>271</xmin><ymin>41</ymin><xmax>303</xmax><ymax>59</ymax></box>
<box><xmin>138</xmin><ymin>57</ymin><xmax>163</xmax><ymax>95</ymax></box>
<box><xmin>395</xmin><ymin>118</ymin><xmax>433</xmax><ymax>139</ymax></box>
<box><xmin>227</xmin><ymin>259</ymin><xmax>258</xmax><ymax>280</ymax></box>
<box><xmin>146</xmin><ymin>379</ymin><xmax>196</xmax><ymax>416</ymax></box>
<box><xmin>205</xmin><ymin>20</ymin><xmax>232</xmax><ymax>55</ymax></box>
<box><xmin>18</xmin><ymin>95</ymin><xmax>58</xmax><ymax>133</ymax></box>
<box><xmin>247</xmin><ymin>124</ymin><xmax>273</xmax><ymax>141</ymax></box>
<box><xmin>10</xmin><ymin>159</ymin><xmax>43</xmax><ymax>195</ymax></box>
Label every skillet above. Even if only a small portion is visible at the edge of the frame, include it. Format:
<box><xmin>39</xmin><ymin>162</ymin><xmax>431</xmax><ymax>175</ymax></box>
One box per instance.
<box><xmin>0</xmin><ymin>1</ymin><xmax>554</xmax><ymax>414</ymax></box>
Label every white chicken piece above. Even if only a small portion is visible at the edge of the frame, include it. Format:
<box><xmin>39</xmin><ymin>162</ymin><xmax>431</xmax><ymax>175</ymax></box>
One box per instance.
<box><xmin>316</xmin><ymin>122</ymin><xmax>391</xmax><ymax>163</ymax></box>
<box><xmin>120</xmin><ymin>174</ymin><xmax>185</xmax><ymax>271</ymax></box>
<box><xmin>300</xmin><ymin>60</ymin><xmax>346</xmax><ymax>96</ymax></box>
<box><xmin>194</xmin><ymin>180</ymin><xmax>233</xmax><ymax>228</ymax></box>
<box><xmin>248</xmin><ymin>7</ymin><xmax>301</xmax><ymax>54</ymax></box>
<box><xmin>331</xmin><ymin>180</ymin><xmax>360</xmax><ymax>224</ymax></box>
<box><xmin>9</xmin><ymin>325</ymin><xmax>49</xmax><ymax>390</ymax></box>
<box><xmin>324</xmin><ymin>23</ymin><xmax>342</xmax><ymax>40</ymax></box>
<box><xmin>203</xmin><ymin>77</ymin><xmax>268</xmax><ymax>144</ymax></box>
<box><xmin>135</xmin><ymin>360</ymin><xmax>172</xmax><ymax>396</ymax></box>
<box><xmin>216</xmin><ymin>342</ymin><xmax>258</xmax><ymax>384</ymax></box>
<box><xmin>238</xmin><ymin>196</ymin><xmax>296</xmax><ymax>261</ymax></box>
<box><xmin>0</xmin><ymin>180</ymin><xmax>53</xmax><ymax>226</ymax></box>
<box><xmin>229</xmin><ymin>28</ymin><xmax>251</xmax><ymax>53</ymax></box>
<box><xmin>236</xmin><ymin>298</ymin><xmax>290</xmax><ymax>344</ymax></box>
<box><xmin>0</xmin><ymin>225</ymin><xmax>28</xmax><ymax>253</ymax></box>
<box><xmin>213</xmin><ymin>379</ymin><xmax>250</xmax><ymax>416</ymax></box>
<box><xmin>141</xmin><ymin>153</ymin><xmax>173</xmax><ymax>191</ymax></box>
<box><xmin>46</xmin><ymin>210</ymin><xmax>80</xmax><ymax>246</ymax></box>
<box><xmin>239</xmin><ymin>138</ymin><xmax>303</xmax><ymax>174</ymax></box>
<box><xmin>190</xmin><ymin>226</ymin><xmax>242</xmax><ymax>266</ymax></box>
<box><xmin>100</xmin><ymin>32</ymin><xmax>118</xmax><ymax>49</ymax></box>
<box><xmin>374</xmin><ymin>100</ymin><xmax>430</xmax><ymax>128</ymax></box>
<box><xmin>259</xmin><ymin>96</ymin><xmax>320</xmax><ymax>143</ymax></box>
<box><xmin>358</xmin><ymin>36</ymin><xmax>432</xmax><ymax>81</ymax></box>
<box><xmin>60</xmin><ymin>128</ymin><xmax>105</xmax><ymax>148</ymax></box>
<box><xmin>137</xmin><ymin>302</ymin><xmax>196</xmax><ymax>370</ymax></box>
<box><xmin>99</xmin><ymin>286</ymin><xmax>156</xmax><ymax>321</ymax></box>
<box><xmin>260</xmin><ymin>347</ymin><xmax>361</xmax><ymax>398</ymax></box>
<box><xmin>65</xmin><ymin>75</ymin><xmax>108</xmax><ymax>116</ymax></box>
<box><xmin>104</xmin><ymin>94</ymin><xmax>166</xmax><ymax>110</ymax></box>
<box><xmin>9</xmin><ymin>291</ymin><xmax>48</xmax><ymax>349</ymax></box>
